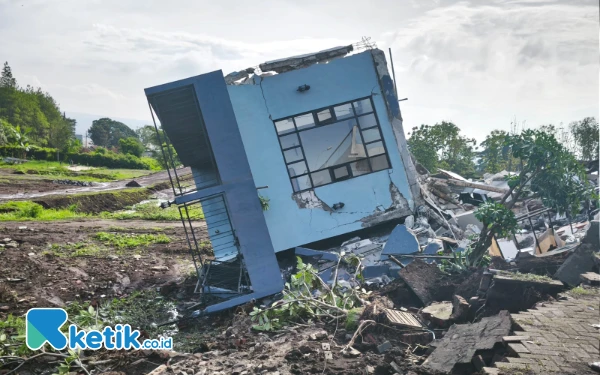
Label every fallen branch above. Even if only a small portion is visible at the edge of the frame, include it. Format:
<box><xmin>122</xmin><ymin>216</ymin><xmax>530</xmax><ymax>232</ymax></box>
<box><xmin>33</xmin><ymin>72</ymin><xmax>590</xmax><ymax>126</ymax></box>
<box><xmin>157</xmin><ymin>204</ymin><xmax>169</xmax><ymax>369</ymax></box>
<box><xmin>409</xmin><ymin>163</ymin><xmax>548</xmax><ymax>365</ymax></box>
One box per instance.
<box><xmin>341</xmin><ymin>319</ymin><xmax>376</xmax><ymax>354</ymax></box>
<box><xmin>4</xmin><ymin>353</ymin><xmax>68</xmax><ymax>375</ymax></box>
<box><xmin>388</xmin><ymin>255</ymin><xmax>405</xmax><ymax>268</ymax></box>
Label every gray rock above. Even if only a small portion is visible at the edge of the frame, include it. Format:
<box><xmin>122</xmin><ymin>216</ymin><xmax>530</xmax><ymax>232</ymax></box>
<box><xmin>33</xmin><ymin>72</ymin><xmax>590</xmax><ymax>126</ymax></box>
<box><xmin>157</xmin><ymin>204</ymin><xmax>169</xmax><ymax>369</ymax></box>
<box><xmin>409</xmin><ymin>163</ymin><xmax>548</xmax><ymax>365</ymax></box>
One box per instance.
<box><xmin>554</xmin><ymin>245</ymin><xmax>596</xmax><ymax>286</ymax></box>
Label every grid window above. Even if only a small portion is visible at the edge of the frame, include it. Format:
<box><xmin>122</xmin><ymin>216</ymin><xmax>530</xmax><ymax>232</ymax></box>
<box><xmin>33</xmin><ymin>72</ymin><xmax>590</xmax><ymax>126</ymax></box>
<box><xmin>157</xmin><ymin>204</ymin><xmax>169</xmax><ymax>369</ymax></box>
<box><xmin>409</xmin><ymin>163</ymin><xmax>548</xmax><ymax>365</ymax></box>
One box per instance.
<box><xmin>273</xmin><ymin>96</ymin><xmax>392</xmax><ymax>192</ymax></box>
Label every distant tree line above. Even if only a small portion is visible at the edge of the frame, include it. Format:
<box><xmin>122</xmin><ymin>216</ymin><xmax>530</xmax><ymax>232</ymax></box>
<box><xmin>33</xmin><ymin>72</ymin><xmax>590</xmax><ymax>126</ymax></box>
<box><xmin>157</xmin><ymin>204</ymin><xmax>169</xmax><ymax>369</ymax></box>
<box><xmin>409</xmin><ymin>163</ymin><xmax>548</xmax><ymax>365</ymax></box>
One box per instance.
<box><xmin>408</xmin><ymin>117</ymin><xmax>599</xmax><ymax>177</ymax></box>
<box><xmin>0</xmin><ymin>61</ymin><xmax>173</xmax><ymax>169</ymax></box>
<box><xmin>0</xmin><ymin>62</ymin><xmax>77</xmax><ymax>153</ymax></box>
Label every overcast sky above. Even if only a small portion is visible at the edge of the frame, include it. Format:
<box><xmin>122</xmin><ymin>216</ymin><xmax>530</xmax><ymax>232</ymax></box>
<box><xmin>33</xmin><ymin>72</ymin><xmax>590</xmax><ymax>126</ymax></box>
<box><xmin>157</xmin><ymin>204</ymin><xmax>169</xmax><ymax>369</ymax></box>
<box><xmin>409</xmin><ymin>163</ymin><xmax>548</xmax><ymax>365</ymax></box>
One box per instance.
<box><xmin>0</xmin><ymin>0</ymin><xmax>598</xmax><ymax>141</ymax></box>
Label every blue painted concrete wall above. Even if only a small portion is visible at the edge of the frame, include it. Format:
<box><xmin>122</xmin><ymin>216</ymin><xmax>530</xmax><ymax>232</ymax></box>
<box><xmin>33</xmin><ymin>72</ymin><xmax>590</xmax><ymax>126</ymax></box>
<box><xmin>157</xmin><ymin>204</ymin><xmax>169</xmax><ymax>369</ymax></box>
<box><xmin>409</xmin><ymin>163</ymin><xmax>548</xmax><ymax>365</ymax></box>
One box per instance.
<box><xmin>228</xmin><ymin>51</ymin><xmax>414</xmax><ymax>252</ymax></box>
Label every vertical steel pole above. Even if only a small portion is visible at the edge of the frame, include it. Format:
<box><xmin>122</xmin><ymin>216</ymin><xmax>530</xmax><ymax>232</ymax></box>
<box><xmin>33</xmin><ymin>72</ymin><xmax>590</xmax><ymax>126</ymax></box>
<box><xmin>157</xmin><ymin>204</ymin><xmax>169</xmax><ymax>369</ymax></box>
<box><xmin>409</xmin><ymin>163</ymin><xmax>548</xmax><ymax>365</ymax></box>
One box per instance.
<box><xmin>388</xmin><ymin>48</ymin><xmax>398</xmax><ymax>98</ymax></box>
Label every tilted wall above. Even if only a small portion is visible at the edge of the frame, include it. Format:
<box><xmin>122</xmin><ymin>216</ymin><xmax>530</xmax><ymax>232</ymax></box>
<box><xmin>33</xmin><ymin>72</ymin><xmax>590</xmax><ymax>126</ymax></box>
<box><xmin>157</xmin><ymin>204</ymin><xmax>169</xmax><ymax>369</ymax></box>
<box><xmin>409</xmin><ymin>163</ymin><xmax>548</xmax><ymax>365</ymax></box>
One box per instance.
<box><xmin>228</xmin><ymin>51</ymin><xmax>415</xmax><ymax>252</ymax></box>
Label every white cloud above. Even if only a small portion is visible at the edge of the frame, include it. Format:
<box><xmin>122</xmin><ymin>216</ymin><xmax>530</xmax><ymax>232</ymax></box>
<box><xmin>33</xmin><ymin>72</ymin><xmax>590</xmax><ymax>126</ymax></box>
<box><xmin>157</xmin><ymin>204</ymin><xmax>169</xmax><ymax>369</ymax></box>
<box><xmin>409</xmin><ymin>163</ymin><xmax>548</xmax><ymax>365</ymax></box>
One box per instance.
<box><xmin>382</xmin><ymin>1</ymin><xmax>599</xmax><ymax>140</ymax></box>
<box><xmin>0</xmin><ymin>0</ymin><xmax>597</xmax><ymax>141</ymax></box>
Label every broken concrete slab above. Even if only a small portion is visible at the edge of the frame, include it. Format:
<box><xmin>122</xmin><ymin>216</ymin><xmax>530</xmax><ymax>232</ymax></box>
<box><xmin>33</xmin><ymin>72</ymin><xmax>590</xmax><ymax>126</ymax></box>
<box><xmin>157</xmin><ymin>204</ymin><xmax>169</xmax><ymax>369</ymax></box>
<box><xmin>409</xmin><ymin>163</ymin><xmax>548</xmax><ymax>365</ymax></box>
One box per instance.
<box><xmin>381</xmin><ymin>224</ymin><xmax>419</xmax><ymax>260</ymax></box>
<box><xmin>421</xmin><ymin>302</ymin><xmax>453</xmax><ymax>327</ymax></box>
<box><xmin>397</xmin><ymin>260</ymin><xmax>444</xmax><ymax>306</ymax></box>
<box><xmin>423</xmin><ymin>240</ymin><xmax>442</xmax><ymax>255</ymax></box>
<box><xmin>450</xmin><ymin>295</ymin><xmax>469</xmax><ymax>323</ymax></box>
<box><xmin>580</xmin><ymin>272</ymin><xmax>600</xmax><ymax>286</ymax></box>
<box><xmin>493</xmin><ymin>272</ymin><xmax>564</xmax><ymax>291</ymax></box>
<box><xmin>554</xmin><ymin>244</ymin><xmax>597</xmax><ymax>286</ymax></box>
<box><xmin>294</xmin><ymin>247</ymin><xmax>340</xmax><ymax>262</ymax></box>
<box><xmin>422</xmin><ymin>311</ymin><xmax>511</xmax><ymax>374</ymax></box>
<box><xmin>582</xmin><ymin>220</ymin><xmax>599</xmax><ymax>249</ymax></box>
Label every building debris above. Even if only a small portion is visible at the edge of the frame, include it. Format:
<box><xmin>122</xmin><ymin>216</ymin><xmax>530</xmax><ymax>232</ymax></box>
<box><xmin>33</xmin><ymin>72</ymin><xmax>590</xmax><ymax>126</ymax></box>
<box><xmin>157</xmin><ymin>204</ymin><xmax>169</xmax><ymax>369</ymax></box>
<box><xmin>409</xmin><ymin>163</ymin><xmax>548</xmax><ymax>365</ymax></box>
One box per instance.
<box><xmin>398</xmin><ymin>260</ymin><xmax>444</xmax><ymax>306</ymax></box>
<box><xmin>381</xmin><ymin>224</ymin><xmax>420</xmax><ymax>260</ymax></box>
<box><xmin>555</xmin><ymin>244</ymin><xmax>598</xmax><ymax>286</ymax></box>
<box><xmin>580</xmin><ymin>271</ymin><xmax>600</xmax><ymax>285</ymax></box>
<box><xmin>422</xmin><ymin>311</ymin><xmax>511</xmax><ymax>373</ymax></box>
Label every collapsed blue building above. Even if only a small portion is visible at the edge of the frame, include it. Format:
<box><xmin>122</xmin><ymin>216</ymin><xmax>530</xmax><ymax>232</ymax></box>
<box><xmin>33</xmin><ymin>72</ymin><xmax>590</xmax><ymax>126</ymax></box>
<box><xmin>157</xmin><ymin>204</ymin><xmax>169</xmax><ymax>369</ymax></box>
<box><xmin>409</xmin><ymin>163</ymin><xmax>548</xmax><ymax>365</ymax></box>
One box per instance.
<box><xmin>144</xmin><ymin>45</ymin><xmax>425</xmax><ymax>313</ymax></box>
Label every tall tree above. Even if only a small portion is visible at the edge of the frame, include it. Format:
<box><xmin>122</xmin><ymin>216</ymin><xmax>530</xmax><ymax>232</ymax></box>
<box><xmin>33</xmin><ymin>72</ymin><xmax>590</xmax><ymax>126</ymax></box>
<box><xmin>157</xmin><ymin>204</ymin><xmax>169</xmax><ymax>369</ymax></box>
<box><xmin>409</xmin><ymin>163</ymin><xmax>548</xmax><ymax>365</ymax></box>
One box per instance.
<box><xmin>570</xmin><ymin>117</ymin><xmax>599</xmax><ymax>161</ymax></box>
<box><xmin>479</xmin><ymin>130</ymin><xmax>521</xmax><ymax>173</ymax></box>
<box><xmin>407</xmin><ymin>121</ymin><xmax>476</xmax><ymax>176</ymax></box>
<box><xmin>0</xmin><ymin>62</ymin><xmax>17</xmax><ymax>89</ymax></box>
<box><xmin>87</xmin><ymin>118</ymin><xmax>137</xmax><ymax>148</ymax></box>
<box><xmin>135</xmin><ymin>125</ymin><xmax>161</xmax><ymax>149</ymax></box>
<box><xmin>118</xmin><ymin>137</ymin><xmax>144</xmax><ymax>157</ymax></box>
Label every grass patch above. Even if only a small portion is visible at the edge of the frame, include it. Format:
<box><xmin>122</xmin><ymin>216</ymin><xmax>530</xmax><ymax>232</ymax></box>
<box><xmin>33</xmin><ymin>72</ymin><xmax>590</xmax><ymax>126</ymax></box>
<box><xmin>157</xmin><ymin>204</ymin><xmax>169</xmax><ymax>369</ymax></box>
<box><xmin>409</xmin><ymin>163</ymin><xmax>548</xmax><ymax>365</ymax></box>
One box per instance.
<box><xmin>0</xmin><ymin>160</ymin><xmax>154</xmax><ymax>182</ymax></box>
<box><xmin>44</xmin><ymin>232</ymin><xmax>171</xmax><ymax>257</ymax></box>
<box><xmin>95</xmin><ymin>232</ymin><xmax>170</xmax><ymax>249</ymax></box>
<box><xmin>43</xmin><ymin>242</ymin><xmax>106</xmax><ymax>257</ymax></box>
<box><xmin>568</xmin><ymin>286</ymin><xmax>596</xmax><ymax>296</ymax></box>
<box><xmin>107</xmin><ymin>225</ymin><xmax>165</xmax><ymax>232</ymax></box>
<box><xmin>0</xmin><ymin>201</ymin><xmax>88</xmax><ymax>221</ymax></box>
<box><xmin>497</xmin><ymin>271</ymin><xmax>554</xmax><ymax>283</ymax></box>
<box><xmin>103</xmin><ymin>202</ymin><xmax>204</xmax><ymax>221</ymax></box>
<box><xmin>0</xmin><ymin>314</ymin><xmax>30</xmax><ymax>357</ymax></box>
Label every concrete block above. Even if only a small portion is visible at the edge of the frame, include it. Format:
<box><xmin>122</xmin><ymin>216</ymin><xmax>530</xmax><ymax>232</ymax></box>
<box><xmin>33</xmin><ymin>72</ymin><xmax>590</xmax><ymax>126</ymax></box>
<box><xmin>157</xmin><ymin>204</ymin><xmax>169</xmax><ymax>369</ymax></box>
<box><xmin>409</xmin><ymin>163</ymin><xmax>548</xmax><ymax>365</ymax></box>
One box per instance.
<box><xmin>554</xmin><ymin>245</ymin><xmax>596</xmax><ymax>286</ymax></box>
<box><xmin>377</xmin><ymin>340</ymin><xmax>392</xmax><ymax>354</ymax></box>
<box><xmin>381</xmin><ymin>224</ymin><xmax>419</xmax><ymax>260</ymax></box>
<box><xmin>582</xmin><ymin>220</ymin><xmax>599</xmax><ymax>249</ymax></box>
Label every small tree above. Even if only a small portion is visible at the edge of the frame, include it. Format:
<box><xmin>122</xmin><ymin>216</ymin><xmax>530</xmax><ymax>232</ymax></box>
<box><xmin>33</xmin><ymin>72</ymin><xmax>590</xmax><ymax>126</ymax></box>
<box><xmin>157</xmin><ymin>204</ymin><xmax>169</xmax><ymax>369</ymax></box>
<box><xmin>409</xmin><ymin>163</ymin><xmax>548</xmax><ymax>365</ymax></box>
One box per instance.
<box><xmin>0</xmin><ymin>62</ymin><xmax>17</xmax><ymax>89</ymax></box>
<box><xmin>570</xmin><ymin>117</ymin><xmax>599</xmax><ymax>162</ymax></box>
<box><xmin>118</xmin><ymin>137</ymin><xmax>144</xmax><ymax>157</ymax></box>
<box><xmin>469</xmin><ymin>129</ymin><xmax>589</xmax><ymax>265</ymax></box>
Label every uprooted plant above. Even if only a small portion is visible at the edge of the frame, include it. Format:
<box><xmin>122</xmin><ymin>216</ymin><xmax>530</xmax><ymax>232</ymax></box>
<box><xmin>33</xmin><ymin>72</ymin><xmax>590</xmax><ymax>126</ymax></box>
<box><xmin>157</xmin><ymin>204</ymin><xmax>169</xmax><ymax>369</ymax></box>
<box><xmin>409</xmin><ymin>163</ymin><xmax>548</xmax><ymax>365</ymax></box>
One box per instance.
<box><xmin>250</xmin><ymin>254</ymin><xmax>371</xmax><ymax>331</ymax></box>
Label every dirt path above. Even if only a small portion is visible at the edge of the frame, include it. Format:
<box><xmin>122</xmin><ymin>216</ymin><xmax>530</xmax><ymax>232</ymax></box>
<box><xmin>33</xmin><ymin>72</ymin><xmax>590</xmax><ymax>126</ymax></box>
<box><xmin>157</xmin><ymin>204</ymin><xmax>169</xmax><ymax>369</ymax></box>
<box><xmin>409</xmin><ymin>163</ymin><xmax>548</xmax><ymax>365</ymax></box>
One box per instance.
<box><xmin>0</xmin><ymin>167</ymin><xmax>190</xmax><ymax>201</ymax></box>
<box><xmin>0</xmin><ymin>218</ymin><xmax>208</xmax><ymax>317</ymax></box>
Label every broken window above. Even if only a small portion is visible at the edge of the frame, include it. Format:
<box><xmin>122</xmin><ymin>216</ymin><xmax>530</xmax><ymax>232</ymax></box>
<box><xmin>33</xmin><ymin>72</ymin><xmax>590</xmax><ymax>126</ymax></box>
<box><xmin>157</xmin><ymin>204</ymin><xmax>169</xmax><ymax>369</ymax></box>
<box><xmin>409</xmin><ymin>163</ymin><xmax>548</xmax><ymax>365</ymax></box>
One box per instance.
<box><xmin>273</xmin><ymin>96</ymin><xmax>391</xmax><ymax>192</ymax></box>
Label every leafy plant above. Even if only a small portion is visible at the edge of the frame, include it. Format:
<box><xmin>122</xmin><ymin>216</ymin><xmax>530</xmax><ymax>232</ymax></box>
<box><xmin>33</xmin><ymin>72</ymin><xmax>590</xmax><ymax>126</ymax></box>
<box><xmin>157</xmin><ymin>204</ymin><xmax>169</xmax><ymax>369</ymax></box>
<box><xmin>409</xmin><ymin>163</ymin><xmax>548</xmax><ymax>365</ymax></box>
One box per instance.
<box><xmin>259</xmin><ymin>195</ymin><xmax>270</xmax><ymax>211</ymax></box>
<box><xmin>0</xmin><ymin>314</ymin><xmax>29</xmax><ymax>357</ymax></box>
<box><xmin>250</xmin><ymin>256</ymin><xmax>370</xmax><ymax>331</ymax></box>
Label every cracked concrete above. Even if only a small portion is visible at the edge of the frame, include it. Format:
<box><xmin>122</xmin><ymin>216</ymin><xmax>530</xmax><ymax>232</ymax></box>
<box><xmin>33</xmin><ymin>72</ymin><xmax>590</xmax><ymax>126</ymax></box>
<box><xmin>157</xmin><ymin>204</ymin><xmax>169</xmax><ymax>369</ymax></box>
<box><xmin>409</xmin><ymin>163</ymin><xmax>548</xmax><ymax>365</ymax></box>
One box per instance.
<box><xmin>292</xmin><ymin>190</ymin><xmax>334</xmax><ymax>212</ymax></box>
<box><xmin>360</xmin><ymin>181</ymin><xmax>412</xmax><ymax>228</ymax></box>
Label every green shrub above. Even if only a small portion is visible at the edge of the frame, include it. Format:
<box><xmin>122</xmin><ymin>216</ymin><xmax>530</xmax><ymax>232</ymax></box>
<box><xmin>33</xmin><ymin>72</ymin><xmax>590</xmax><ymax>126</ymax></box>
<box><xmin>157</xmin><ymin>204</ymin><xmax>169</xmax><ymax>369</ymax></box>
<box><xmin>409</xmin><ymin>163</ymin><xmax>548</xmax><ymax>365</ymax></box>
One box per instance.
<box><xmin>0</xmin><ymin>146</ymin><xmax>159</xmax><ymax>170</ymax></box>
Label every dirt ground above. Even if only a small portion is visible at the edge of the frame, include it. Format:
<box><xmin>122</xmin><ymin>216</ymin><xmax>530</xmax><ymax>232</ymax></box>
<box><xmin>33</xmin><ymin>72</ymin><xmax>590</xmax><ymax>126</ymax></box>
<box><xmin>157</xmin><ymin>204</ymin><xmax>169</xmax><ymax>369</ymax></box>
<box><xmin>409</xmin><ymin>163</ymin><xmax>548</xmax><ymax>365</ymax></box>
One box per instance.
<box><xmin>0</xmin><ymin>219</ymin><xmax>206</xmax><ymax>317</ymax></box>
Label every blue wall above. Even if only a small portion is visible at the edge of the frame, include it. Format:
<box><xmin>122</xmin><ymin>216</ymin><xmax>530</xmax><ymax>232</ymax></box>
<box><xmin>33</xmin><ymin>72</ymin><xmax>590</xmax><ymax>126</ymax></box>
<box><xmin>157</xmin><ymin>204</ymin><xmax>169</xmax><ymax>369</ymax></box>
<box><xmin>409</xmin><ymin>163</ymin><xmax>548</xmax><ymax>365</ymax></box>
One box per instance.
<box><xmin>228</xmin><ymin>51</ymin><xmax>414</xmax><ymax>252</ymax></box>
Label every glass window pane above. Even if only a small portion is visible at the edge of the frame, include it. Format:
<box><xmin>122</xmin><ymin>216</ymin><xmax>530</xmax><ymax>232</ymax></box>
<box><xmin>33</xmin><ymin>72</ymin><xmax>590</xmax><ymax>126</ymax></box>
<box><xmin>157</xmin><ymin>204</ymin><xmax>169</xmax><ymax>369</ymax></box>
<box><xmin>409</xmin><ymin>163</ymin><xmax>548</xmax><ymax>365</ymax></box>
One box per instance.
<box><xmin>353</xmin><ymin>99</ymin><xmax>373</xmax><ymax>115</ymax></box>
<box><xmin>280</xmin><ymin>133</ymin><xmax>300</xmax><ymax>149</ymax></box>
<box><xmin>366</xmin><ymin>141</ymin><xmax>385</xmax><ymax>157</ymax></box>
<box><xmin>350</xmin><ymin>160</ymin><xmax>371</xmax><ymax>176</ymax></box>
<box><xmin>291</xmin><ymin>174</ymin><xmax>312</xmax><ymax>192</ymax></box>
<box><xmin>311</xmin><ymin>170</ymin><xmax>332</xmax><ymax>187</ymax></box>
<box><xmin>362</xmin><ymin>127</ymin><xmax>381</xmax><ymax>143</ymax></box>
<box><xmin>299</xmin><ymin>119</ymin><xmax>366</xmax><ymax>172</ymax></box>
<box><xmin>358</xmin><ymin>113</ymin><xmax>377</xmax><ymax>129</ymax></box>
<box><xmin>275</xmin><ymin>118</ymin><xmax>294</xmax><ymax>135</ymax></box>
<box><xmin>370</xmin><ymin>154</ymin><xmax>390</xmax><ymax>172</ymax></box>
<box><xmin>316</xmin><ymin>109</ymin><xmax>333</xmax><ymax>124</ymax></box>
<box><xmin>333</xmin><ymin>166</ymin><xmax>349</xmax><ymax>180</ymax></box>
<box><xmin>287</xmin><ymin>160</ymin><xmax>308</xmax><ymax>176</ymax></box>
<box><xmin>334</xmin><ymin>103</ymin><xmax>354</xmax><ymax>120</ymax></box>
<box><xmin>283</xmin><ymin>147</ymin><xmax>303</xmax><ymax>164</ymax></box>
<box><xmin>295</xmin><ymin>113</ymin><xmax>315</xmax><ymax>131</ymax></box>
